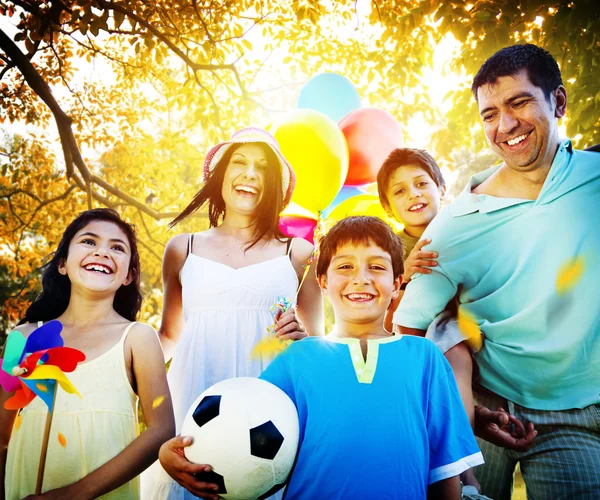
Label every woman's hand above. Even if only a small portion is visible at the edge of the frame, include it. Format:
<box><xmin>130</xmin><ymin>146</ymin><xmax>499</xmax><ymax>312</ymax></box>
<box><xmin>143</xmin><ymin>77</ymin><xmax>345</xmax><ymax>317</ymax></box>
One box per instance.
<box><xmin>159</xmin><ymin>436</ymin><xmax>221</xmax><ymax>500</ymax></box>
<box><xmin>402</xmin><ymin>238</ymin><xmax>438</xmax><ymax>284</ymax></box>
<box><xmin>273</xmin><ymin>307</ymin><xmax>307</xmax><ymax>341</ymax></box>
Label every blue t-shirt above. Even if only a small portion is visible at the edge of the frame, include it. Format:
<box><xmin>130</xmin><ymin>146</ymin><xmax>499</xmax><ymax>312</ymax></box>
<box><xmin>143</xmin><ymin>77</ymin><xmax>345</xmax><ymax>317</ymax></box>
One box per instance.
<box><xmin>394</xmin><ymin>140</ymin><xmax>600</xmax><ymax>410</ymax></box>
<box><xmin>260</xmin><ymin>335</ymin><xmax>483</xmax><ymax>499</ymax></box>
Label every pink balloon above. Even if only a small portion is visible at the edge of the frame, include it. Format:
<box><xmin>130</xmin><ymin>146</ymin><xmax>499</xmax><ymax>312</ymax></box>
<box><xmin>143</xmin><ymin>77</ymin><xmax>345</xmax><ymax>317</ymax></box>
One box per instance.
<box><xmin>279</xmin><ymin>216</ymin><xmax>317</xmax><ymax>245</ymax></box>
<box><xmin>339</xmin><ymin>108</ymin><xmax>404</xmax><ymax>185</ymax></box>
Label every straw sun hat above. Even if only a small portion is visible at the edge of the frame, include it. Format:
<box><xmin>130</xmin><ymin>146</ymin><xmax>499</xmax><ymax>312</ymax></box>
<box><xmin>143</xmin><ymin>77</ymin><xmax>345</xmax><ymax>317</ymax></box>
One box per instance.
<box><xmin>202</xmin><ymin>127</ymin><xmax>296</xmax><ymax>208</ymax></box>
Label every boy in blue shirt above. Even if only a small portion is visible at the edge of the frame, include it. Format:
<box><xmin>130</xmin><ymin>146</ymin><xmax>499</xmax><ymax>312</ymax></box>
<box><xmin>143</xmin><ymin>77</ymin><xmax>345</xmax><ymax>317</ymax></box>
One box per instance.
<box><xmin>260</xmin><ymin>216</ymin><xmax>483</xmax><ymax>499</ymax></box>
<box><xmin>157</xmin><ymin>216</ymin><xmax>483</xmax><ymax>499</ymax></box>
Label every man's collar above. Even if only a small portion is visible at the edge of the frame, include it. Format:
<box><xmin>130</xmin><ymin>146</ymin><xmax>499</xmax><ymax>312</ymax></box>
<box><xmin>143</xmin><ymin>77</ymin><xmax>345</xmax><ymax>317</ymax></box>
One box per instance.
<box><xmin>449</xmin><ymin>138</ymin><xmax>572</xmax><ymax>217</ymax></box>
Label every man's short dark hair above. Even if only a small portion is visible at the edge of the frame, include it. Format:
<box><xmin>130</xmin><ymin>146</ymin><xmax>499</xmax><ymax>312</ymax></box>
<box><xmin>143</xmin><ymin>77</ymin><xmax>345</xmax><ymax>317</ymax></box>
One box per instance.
<box><xmin>471</xmin><ymin>44</ymin><xmax>563</xmax><ymax>101</ymax></box>
<box><xmin>585</xmin><ymin>144</ymin><xmax>600</xmax><ymax>153</ymax></box>
<box><xmin>316</xmin><ymin>216</ymin><xmax>404</xmax><ymax>280</ymax></box>
<box><xmin>376</xmin><ymin>148</ymin><xmax>445</xmax><ymax>210</ymax></box>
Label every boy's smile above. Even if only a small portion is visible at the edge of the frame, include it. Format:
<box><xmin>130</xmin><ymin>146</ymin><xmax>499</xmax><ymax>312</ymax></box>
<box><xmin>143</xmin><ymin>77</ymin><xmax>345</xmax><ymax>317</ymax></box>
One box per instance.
<box><xmin>320</xmin><ymin>242</ymin><xmax>400</xmax><ymax>333</ymax></box>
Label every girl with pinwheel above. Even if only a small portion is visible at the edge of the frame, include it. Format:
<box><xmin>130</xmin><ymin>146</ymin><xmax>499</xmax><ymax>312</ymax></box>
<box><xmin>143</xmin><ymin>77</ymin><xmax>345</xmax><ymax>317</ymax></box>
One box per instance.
<box><xmin>0</xmin><ymin>209</ymin><xmax>175</xmax><ymax>500</ymax></box>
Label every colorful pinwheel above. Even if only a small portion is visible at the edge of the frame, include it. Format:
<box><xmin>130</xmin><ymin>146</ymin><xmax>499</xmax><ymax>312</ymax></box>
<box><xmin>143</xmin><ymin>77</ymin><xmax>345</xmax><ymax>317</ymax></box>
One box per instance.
<box><xmin>0</xmin><ymin>320</ymin><xmax>85</xmax><ymax>494</ymax></box>
<box><xmin>0</xmin><ymin>320</ymin><xmax>85</xmax><ymax>412</ymax></box>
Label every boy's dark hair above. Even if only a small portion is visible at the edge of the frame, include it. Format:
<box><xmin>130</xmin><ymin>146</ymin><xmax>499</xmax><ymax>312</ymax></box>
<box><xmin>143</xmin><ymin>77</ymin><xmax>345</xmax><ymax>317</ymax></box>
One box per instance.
<box><xmin>585</xmin><ymin>144</ymin><xmax>600</xmax><ymax>153</ymax></box>
<box><xmin>471</xmin><ymin>44</ymin><xmax>562</xmax><ymax>102</ymax></box>
<box><xmin>316</xmin><ymin>216</ymin><xmax>404</xmax><ymax>280</ymax></box>
<box><xmin>376</xmin><ymin>148</ymin><xmax>445</xmax><ymax>210</ymax></box>
<box><xmin>169</xmin><ymin>143</ymin><xmax>286</xmax><ymax>250</ymax></box>
<box><xmin>21</xmin><ymin>208</ymin><xmax>142</xmax><ymax>324</ymax></box>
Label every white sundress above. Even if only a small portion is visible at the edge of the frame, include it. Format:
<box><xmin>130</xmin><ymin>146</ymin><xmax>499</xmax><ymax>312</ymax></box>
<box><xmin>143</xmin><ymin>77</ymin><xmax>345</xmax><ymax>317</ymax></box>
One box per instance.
<box><xmin>142</xmin><ymin>235</ymin><xmax>299</xmax><ymax>500</ymax></box>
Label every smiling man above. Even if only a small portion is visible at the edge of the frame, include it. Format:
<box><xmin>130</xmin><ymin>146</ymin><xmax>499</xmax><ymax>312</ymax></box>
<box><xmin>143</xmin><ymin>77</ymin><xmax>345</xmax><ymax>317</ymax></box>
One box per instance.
<box><xmin>393</xmin><ymin>44</ymin><xmax>600</xmax><ymax>499</ymax></box>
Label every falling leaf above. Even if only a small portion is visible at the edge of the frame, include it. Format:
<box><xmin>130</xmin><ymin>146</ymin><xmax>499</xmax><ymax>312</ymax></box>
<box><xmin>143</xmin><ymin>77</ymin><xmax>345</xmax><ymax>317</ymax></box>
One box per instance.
<box><xmin>457</xmin><ymin>309</ymin><xmax>483</xmax><ymax>352</ymax></box>
<box><xmin>36</xmin><ymin>383</ymin><xmax>48</xmax><ymax>392</ymax></box>
<box><xmin>58</xmin><ymin>432</ymin><xmax>67</xmax><ymax>448</ymax></box>
<box><xmin>13</xmin><ymin>413</ymin><xmax>22</xmax><ymax>432</ymax></box>
<box><xmin>556</xmin><ymin>256</ymin><xmax>584</xmax><ymax>295</ymax></box>
<box><xmin>152</xmin><ymin>395</ymin><xmax>165</xmax><ymax>409</ymax></box>
<box><xmin>250</xmin><ymin>337</ymin><xmax>291</xmax><ymax>359</ymax></box>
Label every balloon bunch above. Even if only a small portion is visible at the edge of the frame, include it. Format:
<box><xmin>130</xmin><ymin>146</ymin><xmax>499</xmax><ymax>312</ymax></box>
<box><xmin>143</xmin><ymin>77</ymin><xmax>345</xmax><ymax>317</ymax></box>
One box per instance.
<box><xmin>272</xmin><ymin>72</ymin><xmax>405</xmax><ymax>245</ymax></box>
<box><xmin>0</xmin><ymin>320</ymin><xmax>85</xmax><ymax>494</ymax></box>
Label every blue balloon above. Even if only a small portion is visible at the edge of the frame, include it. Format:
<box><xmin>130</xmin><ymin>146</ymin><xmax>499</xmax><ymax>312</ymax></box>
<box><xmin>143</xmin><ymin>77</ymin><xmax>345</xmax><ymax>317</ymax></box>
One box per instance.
<box><xmin>297</xmin><ymin>73</ymin><xmax>360</xmax><ymax>122</ymax></box>
<box><xmin>322</xmin><ymin>185</ymin><xmax>366</xmax><ymax>218</ymax></box>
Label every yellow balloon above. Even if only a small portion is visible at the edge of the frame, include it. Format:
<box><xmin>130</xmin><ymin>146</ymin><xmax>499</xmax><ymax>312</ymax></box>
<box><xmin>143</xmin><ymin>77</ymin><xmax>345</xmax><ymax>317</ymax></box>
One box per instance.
<box><xmin>281</xmin><ymin>201</ymin><xmax>318</xmax><ymax>219</ymax></box>
<box><xmin>271</xmin><ymin>109</ymin><xmax>349</xmax><ymax>213</ymax></box>
<box><xmin>327</xmin><ymin>194</ymin><xmax>403</xmax><ymax>232</ymax></box>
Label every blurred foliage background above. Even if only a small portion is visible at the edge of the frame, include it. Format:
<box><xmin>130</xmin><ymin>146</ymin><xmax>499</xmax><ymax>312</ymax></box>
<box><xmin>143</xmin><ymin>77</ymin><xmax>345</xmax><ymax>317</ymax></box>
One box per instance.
<box><xmin>1</xmin><ymin>0</ymin><xmax>599</xmax><ymax>333</ymax></box>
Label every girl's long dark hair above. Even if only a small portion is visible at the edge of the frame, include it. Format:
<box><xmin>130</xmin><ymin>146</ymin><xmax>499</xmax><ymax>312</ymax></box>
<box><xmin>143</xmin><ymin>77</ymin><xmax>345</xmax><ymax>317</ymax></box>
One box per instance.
<box><xmin>170</xmin><ymin>143</ymin><xmax>287</xmax><ymax>249</ymax></box>
<box><xmin>20</xmin><ymin>208</ymin><xmax>143</xmax><ymax>324</ymax></box>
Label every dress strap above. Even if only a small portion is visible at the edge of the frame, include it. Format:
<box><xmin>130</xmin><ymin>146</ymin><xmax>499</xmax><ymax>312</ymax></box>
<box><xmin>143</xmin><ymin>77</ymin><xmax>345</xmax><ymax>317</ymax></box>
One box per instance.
<box><xmin>286</xmin><ymin>237</ymin><xmax>295</xmax><ymax>258</ymax></box>
<box><xmin>118</xmin><ymin>322</ymin><xmax>137</xmax><ymax>345</ymax></box>
<box><xmin>187</xmin><ymin>233</ymin><xmax>195</xmax><ymax>257</ymax></box>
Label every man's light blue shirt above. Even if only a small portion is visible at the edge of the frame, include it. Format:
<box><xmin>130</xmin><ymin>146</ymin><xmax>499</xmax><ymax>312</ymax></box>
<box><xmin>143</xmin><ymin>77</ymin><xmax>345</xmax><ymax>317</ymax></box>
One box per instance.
<box><xmin>394</xmin><ymin>139</ymin><xmax>600</xmax><ymax>410</ymax></box>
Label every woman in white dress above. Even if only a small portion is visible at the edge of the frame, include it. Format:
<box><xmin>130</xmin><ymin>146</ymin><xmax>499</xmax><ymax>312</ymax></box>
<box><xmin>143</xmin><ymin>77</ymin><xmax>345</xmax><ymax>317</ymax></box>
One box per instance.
<box><xmin>145</xmin><ymin>127</ymin><xmax>323</xmax><ymax>499</ymax></box>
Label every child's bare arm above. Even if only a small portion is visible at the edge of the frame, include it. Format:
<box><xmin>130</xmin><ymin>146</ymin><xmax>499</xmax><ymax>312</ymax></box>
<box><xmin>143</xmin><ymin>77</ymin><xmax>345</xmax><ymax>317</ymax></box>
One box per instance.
<box><xmin>427</xmin><ymin>475</ymin><xmax>461</xmax><ymax>499</ymax></box>
<box><xmin>36</xmin><ymin>324</ymin><xmax>175</xmax><ymax>500</ymax></box>
<box><xmin>158</xmin><ymin>234</ymin><xmax>188</xmax><ymax>361</ymax></box>
<box><xmin>385</xmin><ymin>239</ymin><xmax>438</xmax><ymax>331</ymax></box>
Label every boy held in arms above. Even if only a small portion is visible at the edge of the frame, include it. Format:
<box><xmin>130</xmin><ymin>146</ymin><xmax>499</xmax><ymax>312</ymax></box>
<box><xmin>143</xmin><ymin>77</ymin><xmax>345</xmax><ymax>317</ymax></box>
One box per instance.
<box><xmin>377</xmin><ymin>149</ymin><xmax>530</xmax><ymax>495</ymax></box>
<box><xmin>262</xmin><ymin>216</ymin><xmax>483</xmax><ymax>499</ymax></box>
<box><xmin>158</xmin><ymin>216</ymin><xmax>483</xmax><ymax>499</ymax></box>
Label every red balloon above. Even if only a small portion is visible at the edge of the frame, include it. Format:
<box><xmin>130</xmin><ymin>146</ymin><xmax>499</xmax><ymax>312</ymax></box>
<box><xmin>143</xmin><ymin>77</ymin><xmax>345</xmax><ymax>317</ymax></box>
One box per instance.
<box><xmin>279</xmin><ymin>216</ymin><xmax>317</xmax><ymax>245</ymax></box>
<box><xmin>339</xmin><ymin>108</ymin><xmax>404</xmax><ymax>186</ymax></box>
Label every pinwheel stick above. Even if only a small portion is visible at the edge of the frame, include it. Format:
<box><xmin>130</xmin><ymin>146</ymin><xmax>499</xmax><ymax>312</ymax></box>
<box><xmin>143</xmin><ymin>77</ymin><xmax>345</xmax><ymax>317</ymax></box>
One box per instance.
<box><xmin>36</xmin><ymin>384</ymin><xmax>57</xmax><ymax>495</ymax></box>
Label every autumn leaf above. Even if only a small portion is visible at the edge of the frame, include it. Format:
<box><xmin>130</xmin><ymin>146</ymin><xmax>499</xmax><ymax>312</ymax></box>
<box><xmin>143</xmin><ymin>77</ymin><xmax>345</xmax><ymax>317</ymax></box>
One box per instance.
<box><xmin>58</xmin><ymin>432</ymin><xmax>67</xmax><ymax>448</ymax></box>
<box><xmin>556</xmin><ymin>256</ymin><xmax>585</xmax><ymax>295</ymax></box>
<box><xmin>152</xmin><ymin>395</ymin><xmax>165</xmax><ymax>409</ymax></box>
<box><xmin>457</xmin><ymin>309</ymin><xmax>483</xmax><ymax>352</ymax></box>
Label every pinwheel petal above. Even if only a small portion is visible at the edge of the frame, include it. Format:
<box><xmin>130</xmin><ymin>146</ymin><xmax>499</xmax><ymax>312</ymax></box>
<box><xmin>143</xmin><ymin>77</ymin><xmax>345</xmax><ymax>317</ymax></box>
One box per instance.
<box><xmin>21</xmin><ymin>378</ymin><xmax>56</xmax><ymax>411</ymax></box>
<box><xmin>26</xmin><ymin>365</ymin><xmax>81</xmax><ymax>397</ymax></box>
<box><xmin>2</xmin><ymin>330</ymin><xmax>26</xmax><ymax>373</ymax></box>
<box><xmin>0</xmin><ymin>363</ymin><xmax>21</xmax><ymax>392</ymax></box>
<box><xmin>43</xmin><ymin>347</ymin><xmax>86</xmax><ymax>372</ymax></box>
<box><xmin>4</xmin><ymin>383</ymin><xmax>35</xmax><ymax>410</ymax></box>
<box><xmin>24</xmin><ymin>320</ymin><xmax>63</xmax><ymax>354</ymax></box>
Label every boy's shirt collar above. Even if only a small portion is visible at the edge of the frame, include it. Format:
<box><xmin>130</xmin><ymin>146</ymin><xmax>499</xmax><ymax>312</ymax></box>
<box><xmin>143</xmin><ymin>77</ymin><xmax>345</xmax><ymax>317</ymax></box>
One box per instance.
<box><xmin>450</xmin><ymin>138</ymin><xmax>573</xmax><ymax>217</ymax></box>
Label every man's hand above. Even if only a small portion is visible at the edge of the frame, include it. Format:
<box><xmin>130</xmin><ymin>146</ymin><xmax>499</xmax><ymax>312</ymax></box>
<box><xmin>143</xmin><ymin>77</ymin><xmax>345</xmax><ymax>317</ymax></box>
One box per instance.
<box><xmin>475</xmin><ymin>406</ymin><xmax>537</xmax><ymax>451</ymax></box>
<box><xmin>158</xmin><ymin>436</ymin><xmax>221</xmax><ymax>500</ymax></box>
<box><xmin>274</xmin><ymin>307</ymin><xmax>307</xmax><ymax>341</ymax></box>
<box><xmin>402</xmin><ymin>238</ymin><xmax>438</xmax><ymax>283</ymax></box>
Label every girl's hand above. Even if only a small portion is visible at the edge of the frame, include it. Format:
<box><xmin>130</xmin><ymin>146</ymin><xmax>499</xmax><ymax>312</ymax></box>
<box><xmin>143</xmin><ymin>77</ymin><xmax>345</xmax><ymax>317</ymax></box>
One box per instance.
<box><xmin>402</xmin><ymin>238</ymin><xmax>438</xmax><ymax>284</ymax></box>
<box><xmin>273</xmin><ymin>307</ymin><xmax>307</xmax><ymax>341</ymax></box>
<box><xmin>158</xmin><ymin>436</ymin><xmax>220</xmax><ymax>500</ymax></box>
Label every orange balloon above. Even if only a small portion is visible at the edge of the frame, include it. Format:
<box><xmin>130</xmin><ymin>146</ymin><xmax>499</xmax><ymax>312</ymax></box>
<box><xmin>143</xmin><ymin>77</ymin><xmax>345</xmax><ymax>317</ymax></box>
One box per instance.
<box><xmin>339</xmin><ymin>108</ymin><xmax>404</xmax><ymax>186</ymax></box>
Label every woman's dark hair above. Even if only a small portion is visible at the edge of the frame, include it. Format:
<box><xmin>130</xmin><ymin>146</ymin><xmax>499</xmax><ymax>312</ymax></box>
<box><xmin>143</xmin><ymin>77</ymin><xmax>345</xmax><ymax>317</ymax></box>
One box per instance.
<box><xmin>21</xmin><ymin>208</ymin><xmax>142</xmax><ymax>324</ymax></box>
<box><xmin>169</xmin><ymin>143</ymin><xmax>287</xmax><ymax>249</ymax></box>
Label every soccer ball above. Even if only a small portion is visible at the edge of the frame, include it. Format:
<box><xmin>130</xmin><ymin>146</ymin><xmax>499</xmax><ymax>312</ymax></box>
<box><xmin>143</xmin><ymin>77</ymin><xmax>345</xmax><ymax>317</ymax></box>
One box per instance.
<box><xmin>181</xmin><ymin>377</ymin><xmax>299</xmax><ymax>499</ymax></box>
